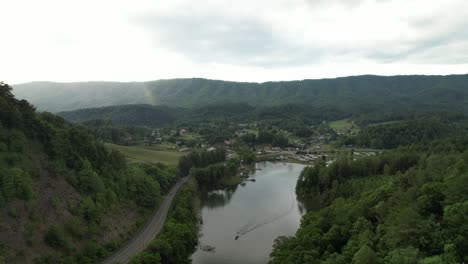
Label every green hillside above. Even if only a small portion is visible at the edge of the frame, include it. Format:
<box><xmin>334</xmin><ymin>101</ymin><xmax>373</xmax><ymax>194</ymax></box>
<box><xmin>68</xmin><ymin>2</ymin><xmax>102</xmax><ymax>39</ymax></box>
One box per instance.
<box><xmin>0</xmin><ymin>83</ymin><xmax>179</xmax><ymax>263</ymax></box>
<box><xmin>58</xmin><ymin>104</ymin><xmax>179</xmax><ymax>127</ymax></box>
<box><xmin>271</xmin><ymin>138</ymin><xmax>468</xmax><ymax>263</ymax></box>
<box><xmin>13</xmin><ymin>75</ymin><xmax>468</xmax><ymax>115</ymax></box>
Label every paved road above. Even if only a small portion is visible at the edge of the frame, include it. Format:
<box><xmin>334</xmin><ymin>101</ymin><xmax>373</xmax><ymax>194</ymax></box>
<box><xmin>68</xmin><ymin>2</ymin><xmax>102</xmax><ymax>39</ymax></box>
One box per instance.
<box><xmin>102</xmin><ymin>177</ymin><xmax>189</xmax><ymax>264</ymax></box>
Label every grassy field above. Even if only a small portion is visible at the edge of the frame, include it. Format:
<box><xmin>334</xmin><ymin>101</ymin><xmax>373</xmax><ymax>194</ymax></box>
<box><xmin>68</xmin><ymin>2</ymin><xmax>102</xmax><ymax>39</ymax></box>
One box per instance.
<box><xmin>329</xmin><ymin>118</ymin><xmax>359</xmax><ymax>133</ymax></box>
<box><xmin>368</xmin><ymin>120</ymin><xmax>403</xmax><ymax>127</ymax></box>
<box><xmin>105</xmin><ymin>143</ymin><xmax>189</xmax><ymax>166</ymax></box>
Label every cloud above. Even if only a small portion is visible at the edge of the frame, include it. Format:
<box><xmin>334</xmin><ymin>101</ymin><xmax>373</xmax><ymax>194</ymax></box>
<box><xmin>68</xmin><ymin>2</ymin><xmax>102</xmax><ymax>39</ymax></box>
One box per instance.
<box><xmin>134</xmin><ymin>11</ymin><xmax>326</xmax><ymax>67</ymax></box>
<box><xmin>132</xmin><ymin>0</ymin><xmax>468</xmax><ymax>68</ymax></box>
<box><xmin>306</xmin><ymin>0</ymin><xmax>366</xmax><ymax>9</ymax></box>
<box><xmin>306</xmin><ymin>0</ymin><xmax>392</xmax><ymax>9</ymax></box>
<box><xmin>367</xmin><ymin>14</ymin><xmax>468</xmax><ymax>64</ymax></box>
<box><xmin>2</xmin><ymin>0</ymin><xmax>468</xmax><ymax>83</ymax></box>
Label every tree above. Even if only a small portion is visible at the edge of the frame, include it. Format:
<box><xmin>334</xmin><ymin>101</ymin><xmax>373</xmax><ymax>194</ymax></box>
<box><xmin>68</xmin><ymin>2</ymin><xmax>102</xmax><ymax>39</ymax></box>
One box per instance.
<box><xmin>129</xmin><ymin>252</ymin><xmax>161</xmax><ymax>264</ymax></box>
<box><xmin>12</xmin><ymin>168</ymin><xmax>33</xmax><ymax>200</ymax></box>
<box><xmin>44</xmin><ymin>225</ymin><xmax>70</xmax><ymax>251</ymax></box>
<box><xmin>77</xmin><ymin>160</ymin><xmax>105</xmax><ymax>195</ymax></box>
<box><xmin>352</xmin><ymin>245</ymin><xmax>378</xmax><ymax>264</ymax></box>
<box><xmin>1</xmin><ymin>170</ymin><xmax>15</xmax><ymax>200</ymax></box>
<box><xmin>384</xmin><ymin>247</ymin><xmax>419</xmax><ymax>264</ymax></box>
<box><xmin>417</xmin><ymin>183</ymin><xmax>445</xmax><ymax>217</ymax></box>
<box><xmin>79</xmin><ymin>196</ymin><xmax>102</xmax><ymax>224</ymax></box>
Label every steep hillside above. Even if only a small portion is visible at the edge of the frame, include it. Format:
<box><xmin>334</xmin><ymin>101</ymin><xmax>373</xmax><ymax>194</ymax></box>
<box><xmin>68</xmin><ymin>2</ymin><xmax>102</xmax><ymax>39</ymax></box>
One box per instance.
<box><xmin>57</xmin><ymin>104</ymin><xmax>179</xmax><ymax>127</ymax></box>
<box><xmin>0</xmin><ymin>83</ymin><xmax>179</xmax><ymax>263</ymax></box>
<box><xmin>13</xmin><ymin>81</ymin><xmax>151</xmax><ymax>112</ymax></box>
<box><xmin>13</xmin><ymin>75</ymin><xmax>468</xmax><ymax>114</ymax></box>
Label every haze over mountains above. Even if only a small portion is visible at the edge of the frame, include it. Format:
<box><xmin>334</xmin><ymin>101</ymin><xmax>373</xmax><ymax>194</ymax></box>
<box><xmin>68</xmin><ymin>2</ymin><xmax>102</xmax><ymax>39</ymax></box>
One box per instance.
<box><xmin>13</xmin><ymin>74</ymin><xmax>468</xmax><ymax>114</ymax></box>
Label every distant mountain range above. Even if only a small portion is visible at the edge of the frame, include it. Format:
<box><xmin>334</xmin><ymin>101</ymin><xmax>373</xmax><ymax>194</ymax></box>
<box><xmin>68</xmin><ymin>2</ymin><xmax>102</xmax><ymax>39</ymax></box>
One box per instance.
<box><xmin>13</xmin><ymin>75</ymin><xmax>468</xmax><ymax>115</ymax></box>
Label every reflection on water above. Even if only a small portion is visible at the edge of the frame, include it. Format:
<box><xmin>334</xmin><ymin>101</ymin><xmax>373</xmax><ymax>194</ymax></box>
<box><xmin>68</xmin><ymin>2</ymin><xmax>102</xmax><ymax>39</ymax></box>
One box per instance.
<box><xmin>191</xmin><ymin>162</ymin><xmax>307</xmax><ymax>264</ymax></box>
<box><xmin>200</xmin><ymin>185</ymin><xmax>238</xmax><ymax>209</ymax></box>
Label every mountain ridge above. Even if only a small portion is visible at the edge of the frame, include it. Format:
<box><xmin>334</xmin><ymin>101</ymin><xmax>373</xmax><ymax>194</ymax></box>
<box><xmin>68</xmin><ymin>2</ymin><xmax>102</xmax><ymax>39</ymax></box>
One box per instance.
<box><xmin>12</xmin><ymin>74</ymin><xmax>468</xmax><ymax>113</ymax></box>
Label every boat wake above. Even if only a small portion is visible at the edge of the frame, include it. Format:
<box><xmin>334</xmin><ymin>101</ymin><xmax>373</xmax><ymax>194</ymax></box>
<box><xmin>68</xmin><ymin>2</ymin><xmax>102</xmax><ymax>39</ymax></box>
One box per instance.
<box><xmin>235</xmin><ymin>200</ymin><xmax>295</xmax><ymax>240</ymax></box>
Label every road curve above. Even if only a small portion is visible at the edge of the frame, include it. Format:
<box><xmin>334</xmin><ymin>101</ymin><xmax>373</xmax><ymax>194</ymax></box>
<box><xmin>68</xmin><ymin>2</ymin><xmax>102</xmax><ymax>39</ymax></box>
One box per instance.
<box><xmin>102</xmin><ymin>177</ymin><xmax>189</xmax><ymax>264</ymax></box>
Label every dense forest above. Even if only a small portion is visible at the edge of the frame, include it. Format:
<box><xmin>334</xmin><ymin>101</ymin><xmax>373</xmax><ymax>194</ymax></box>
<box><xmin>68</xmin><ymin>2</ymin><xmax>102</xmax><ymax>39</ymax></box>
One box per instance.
<box><xmin>0</xmin><ymin>83</ymin><xmax>179</xmax><ymax>263</ymax></box>
<box><xmin>178</xmin><ymin>148</ymin><xmax>245</xmax><ymax>189</ymax></box>
<box><xmin>77</xmin><ymin>120</ymin><xmax>153</xmax><ymax>145</ymax></box>
<box><xmin>241</xmin><ymin>130</ymin><xmax>289</xmax><ymax>148</ymax></box>
<box><xmin>58</xmin><ymin>104</ymin><xmax>178</xmax><ymax>127</ymax></box>
<box><xmin>57</xmin><ymin>103</ymin><xmax>345</xmax><ymax>128</ymax></box>
<box><xmin>344</xmin><ymin>117</ymin><xmax>468</xmax><ymax>149</ymax></box>
<box><xmin>14</xmin><ymin>75</ymin><xmax>468</xmax><ymax>115</ymax></box>
<box><xmin>178</xmin><ymin>149</ymin><xmax>227</xmax><ymax>176</ymax></box>
<box><xmin>270</xmin><ymin>138</ymin><xmax>468</xmax><ymax>263</ymax></box>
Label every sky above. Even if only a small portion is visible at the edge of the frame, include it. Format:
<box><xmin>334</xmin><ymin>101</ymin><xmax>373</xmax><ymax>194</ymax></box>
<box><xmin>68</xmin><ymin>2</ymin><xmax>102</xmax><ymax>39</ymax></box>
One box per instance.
<box><xmin>1</xmin><ymin>0</ymin><xmax>468</xmax><ymax>84</ymax></box>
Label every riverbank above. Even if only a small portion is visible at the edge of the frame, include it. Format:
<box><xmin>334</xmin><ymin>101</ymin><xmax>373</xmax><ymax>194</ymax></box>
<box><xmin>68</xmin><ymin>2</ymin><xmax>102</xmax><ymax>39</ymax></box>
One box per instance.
<box><xmin>191</xmin><ymin>162</ymin><xmax>306</xmax><ymax>264</ymax></box>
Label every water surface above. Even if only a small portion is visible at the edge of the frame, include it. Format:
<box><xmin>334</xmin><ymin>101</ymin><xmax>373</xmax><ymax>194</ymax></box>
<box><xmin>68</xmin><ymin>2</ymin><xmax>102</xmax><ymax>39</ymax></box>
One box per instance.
<box><xmin>191</xmin><ymin>162</ymin><xmax>306</xmax><ymax>264</ymax></box>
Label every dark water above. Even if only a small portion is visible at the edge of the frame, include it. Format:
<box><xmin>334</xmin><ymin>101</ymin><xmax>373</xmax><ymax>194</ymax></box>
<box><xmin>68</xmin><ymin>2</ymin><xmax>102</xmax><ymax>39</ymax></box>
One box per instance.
<box><xmin>191</xmin><ymin>162</ymin><xmax>306</xmax><ymax>264</ymax></box>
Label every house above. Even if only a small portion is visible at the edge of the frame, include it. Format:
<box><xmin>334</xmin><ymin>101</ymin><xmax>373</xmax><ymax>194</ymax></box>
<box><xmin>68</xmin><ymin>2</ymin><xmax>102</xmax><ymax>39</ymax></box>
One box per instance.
<box><xmin>179</xmin><ymin>128</ymin><xmax>187</xmax><ymax>136</ymax></box>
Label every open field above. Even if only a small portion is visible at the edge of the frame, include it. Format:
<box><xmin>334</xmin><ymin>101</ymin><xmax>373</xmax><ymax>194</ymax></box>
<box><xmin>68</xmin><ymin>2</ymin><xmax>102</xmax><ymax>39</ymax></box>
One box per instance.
<box><xmin>105</xmin><ymin>143</ymin><xmax>189</xmax><ymax>166</ymax></box>
<box><xmin>329</xmin><ymin>118</ymin><xmax>359</xmax><ymax>133</ymax></box>
<box><xmin>368</xmin><ymin>120</ymin><xmax>403</xmax><ymax>127</ymax></box>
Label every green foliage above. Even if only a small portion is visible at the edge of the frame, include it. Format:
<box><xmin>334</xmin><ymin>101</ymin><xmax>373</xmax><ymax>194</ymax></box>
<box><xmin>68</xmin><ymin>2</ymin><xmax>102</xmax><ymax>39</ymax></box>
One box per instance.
<box><xmin>178</xmin><ymin>148</ymin><xmax>226</xmax><ymax>176</ymax></box>
<box><xmin>179</xmin><ymin>147</ymin><xmax>241</xmax><ymax>189</ymax></box>
<box><xmin>79</xmin><ymin>196</ymin><xmax>103</xmax><ymax>224</ymax></box>
<box><xmin>130</xmin><ymin>178</ymin><xmax>199</xmax><ymax>264</ymax></box>
<box><xmin>0</xmin><ymin>83</ymin><xmax>181</xmax><ymax>263</ymax></box>
<box><xmin>58</xmin><ymin>104</ymin><xmax>177</xmax><ymax>127</ymax></box>
<box><xmin>1</xmin><ymin>170</ymin><xmax>15</xmax><ymax>200</ymax></box>
<box><xmin>296</xmin><ymin>151</ymin><xmax>419</xmax><ymax>201</ymax></box>
<box><xmin>271</xmin><ymin>138</ymin><xmax>468</xmax><ymax>264</ymax></box>
<box><xmin>44</xmin><ymin>225</ymin><xmax>71</xmax><ymax>251</ymax></box>
<box><xmin>129</xmin><ymin>252</ymin><xmax>161</xmax><ymax>264</ymax></box>
<box><xmin>234</xmin><ymin>143</ymin><xmax>256</xmax><ymax>164</ymax></box>
<box><xmin>352</xmin><ymin>245</ymin><xmax>378</xmax><ymax>264</ymax></box>
<box><xmin>241</xmin><ymin>130</ymin><xmax>289</xmax><ymax>147</ymax></box>
<box><xmin>190</xmin><ymin>164</ymin><xmax>232</xmax><ymax>189</ymax></box>
<box><xmin>14</xmin><ymin>75</ymin><xmax>468</xmax><ymax>116</ymax></box>
<box><xmin>384</xmin><ymin>247</ymin><xmax>419</xmax><ymax>264</ymax></box>
<box><xmin>0</xmin><ymin>168</ymin><xmax>33</xmax><ymax>201</ymax></box>
<box><xmin>138</xmin><ymin>163</ymin><xmax>179</xmax><ymax>194</ymax></box>
<box><xmin>66</xmin><ymin>217</ymin><xmax>86</xmax><ymax>239</ymax></box>
<box><xmin>77</xmin><ymin>160</ymin><xmax>105</xmax><ymax>196</ymax></box>
<box><xmin>347</xmin><ymin>118</ymin><xmax>465</xmax><ymax>149</ymax></box>
<box><xmin>125</xmin><ymin>165</ymin><xmax>162</xmax><ymax>208</ymax></box>
<box><xmin>80</xmin><ymin>120</ymin><xmax>154</xmax><ymax>145</ymax></box>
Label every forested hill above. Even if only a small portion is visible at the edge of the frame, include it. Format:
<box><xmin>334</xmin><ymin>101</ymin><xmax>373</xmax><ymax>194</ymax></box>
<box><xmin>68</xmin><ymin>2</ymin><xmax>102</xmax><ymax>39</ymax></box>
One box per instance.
<box><xmin>0</xmin><ymin>83</ymin><xmax>179</xmax><ymax>263</ymax></box>
<box><xmin>271</xmin><ymin>138</ymin><xmax>468</xmax><ymax>263</ymax></box>
<box><xmin>57</xmin><ymin>104</ymin><xmax>179</xmax><ymax>127</ymax></box>
<box><xmin>13</xmin><ymin>74</ymin><xmax>468</xmax><ymax>113</ymax></box>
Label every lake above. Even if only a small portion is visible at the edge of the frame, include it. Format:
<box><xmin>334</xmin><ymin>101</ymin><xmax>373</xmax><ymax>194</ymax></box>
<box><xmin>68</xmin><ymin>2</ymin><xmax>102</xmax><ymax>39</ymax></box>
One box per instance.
<box><xmin>191</xmin><ymin>162</ymin><xmax>307</xmax><ymax>264</ymax></box>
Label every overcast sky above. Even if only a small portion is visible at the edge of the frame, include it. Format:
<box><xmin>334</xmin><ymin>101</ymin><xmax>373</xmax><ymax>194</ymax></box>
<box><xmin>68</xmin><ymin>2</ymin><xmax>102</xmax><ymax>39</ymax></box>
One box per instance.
<box><xmin>2</xmin><ymin>0</ymin><xmax>468</xmax><ymax>84</ymax></box>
